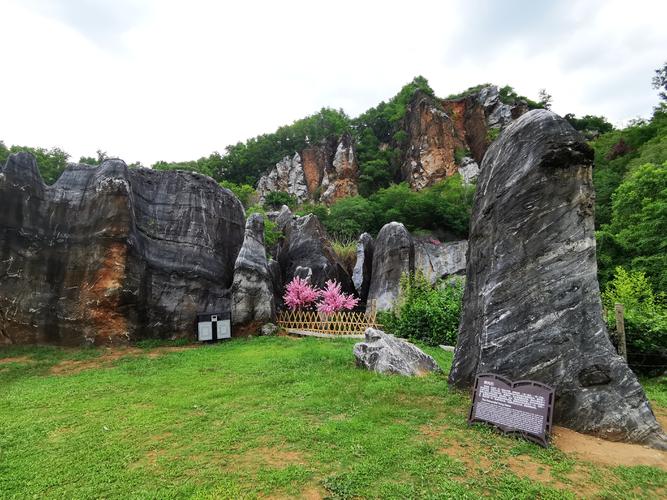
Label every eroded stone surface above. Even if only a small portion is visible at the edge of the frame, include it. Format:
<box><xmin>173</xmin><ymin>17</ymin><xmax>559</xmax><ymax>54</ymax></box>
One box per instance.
<box><xmin>352</xmin><ymin>233</ymin><xmax>374</xmax><ymax>304</ymax></box>
<box><xmin>354</xmin><ymin>328</ymin><xmax>441</xmax><ymax>376</ymax></box>
<box><xmin>0</xmin><ymin>153</ymin><xmax>245</xmax><ymax>345</ymax></box>
<box><xmin>448</xmin><ymin>110</ymin><xmax>667</xmax><ymax>449</ymax></box>
<box><xmin>277</xmin><ymin>213</ymin><xmax>354</xmax><ymax>293</ymax></box>
<box><xmin>231</xmin><ymin>214</ymin><xmax>275</xmax><ymax>325</ymax></box>
<box><xmin>414</xmin><ymin>239</ymin><xmax>467</xmax><ymax>284</ymax></box>
<box><xmin>366</xmin><ymin>222</ymin><xmax>414</xmax><ymax>311</ymax></box>
<box><xmin>257</xmin><ymin>153</ymin><xmax>308</xmax><ymax>204</ymax></box>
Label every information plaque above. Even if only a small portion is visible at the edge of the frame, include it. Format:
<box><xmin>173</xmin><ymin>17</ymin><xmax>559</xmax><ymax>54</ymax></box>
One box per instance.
<box><xmin>468</xmin><ymin>373</ymin><xmax>554</xmax><ymax>447</ymax></box>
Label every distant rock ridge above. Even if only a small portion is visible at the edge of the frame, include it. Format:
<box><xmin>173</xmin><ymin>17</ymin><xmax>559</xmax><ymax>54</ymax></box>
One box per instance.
<box><xmin>256</xmin><ymin>85</ymin><xmax>528</xmax><ymax>204</ymax></box>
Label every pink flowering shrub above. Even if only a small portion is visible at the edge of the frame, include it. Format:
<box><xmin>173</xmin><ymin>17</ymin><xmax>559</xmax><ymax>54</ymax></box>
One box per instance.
<box><xmin>283</xmin><ymin>276</ymin><xmax>321</xmax><ymax>310</ymax></box>
<box><xmin>316</xmin><ymin>280</ymin><xmax>360</xmax><ymax>315</ymax></box>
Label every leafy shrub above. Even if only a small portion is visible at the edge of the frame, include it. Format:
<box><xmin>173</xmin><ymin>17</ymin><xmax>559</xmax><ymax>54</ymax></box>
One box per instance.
<box><xmin>331</xmin><ymin>238</ymin><xmax>357</xmax><ymax>274</ymax></box>
<box><xmin>602</xmin><ymin>267</ymin><xmax>667</xmax><ymax>374</ymax></box>
<box><xmin>220</xmin><ymin>181</ymin><xmax>256</xmax><ymax>208</ymax></box>
<box><xmin>264</xmin><ymin>191</ymin><xmax>297</xmax><ymax>210</ymax></box>
<box><xmin>246</xmin><ymin>205</ymin><xmax>283</xmax><ymax>249</ymax></box>
<box><xmin>381</xmin><ymin>272</ymin><xmax>464</xmax><ymax>346</ymax></box>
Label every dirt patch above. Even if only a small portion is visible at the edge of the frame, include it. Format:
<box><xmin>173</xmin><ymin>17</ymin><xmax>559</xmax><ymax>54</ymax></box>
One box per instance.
<box><xmin>553</xmin><ymin>426</ymin><xmax>667</xmax><ymax>471</ymax></box>
<box><xmin>264</xmin><ymin>485</ymin><xmax>324</xmax><ymax>500</ymax></box>
<box><xmin>506</xmin><ymin>456</ymin><xmax>601</xmax><ymax>498</ymax></box>
<box><xmin>0</xmin><ymin>355</ymin><xmax>32</xmax><ymax>364</ymax></box>
<box><xmin>654</xmin><ymin>408</ymin><xmax>667</xmax><ymax>429</ymax></box>
<box><xmin>50</xmin><ymin>345</ymin><xmax>196</xmax><ymax>375</ymax></box>
<box><xmin>224</xmin><ymin>446</ymin><xmax>308</xmax><ymax>474</ymax></box>
<box><xmin>439</xmin><ymin>439</ymin><xmax>493</xmax><ymax>471</ymax></box>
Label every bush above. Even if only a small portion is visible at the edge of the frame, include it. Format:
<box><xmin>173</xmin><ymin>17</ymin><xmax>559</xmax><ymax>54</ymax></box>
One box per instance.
<box><xmin>381</xmin><ymin>272</ymin><xmax>464</xmax><ymax>346</ymax></box>
<box><xmin>246</xmin><ymin>205</ymin><xmax>283</xmax><ymax>249</ymax></box>
<box><xmin>264</xmin><ymin>191</ymin><xmax>297</xmax><ymax>210</ymax></box>
<box><xmin>220</xmin><ymin>181</ymin><xmax>256</xmax><ymax>208</ymax></box>
<box><xmin>602</xmin><ymin>267</ymin><xmax>667</xmax><ymax>374</ymax></box>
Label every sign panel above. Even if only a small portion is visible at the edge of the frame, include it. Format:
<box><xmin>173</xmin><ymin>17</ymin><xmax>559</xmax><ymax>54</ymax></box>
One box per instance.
<box><xmin>469</xmin><ymin>373</ymin><xmax>554</xmax><ymax>447</ymax></box>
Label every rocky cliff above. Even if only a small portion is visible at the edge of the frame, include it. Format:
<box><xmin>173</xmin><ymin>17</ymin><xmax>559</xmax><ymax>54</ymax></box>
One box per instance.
<box><xmin>0</xmin><ymin>153</ymin><xmax>245</xmax><ymax>345</ymax></box>
<box><xmin>257</xmin><ymin>134</ymin><xmax>359</xmax><ymax>206</ymax></box>
<box><xmin>448</xmin><ymin>110</ymin><xmax>666</xmax><ymax>449</ymax></box>
<box><xmin>256</xmin><ymin>85</ymin><xmax>528</xmax><ymax>204</ymax></box>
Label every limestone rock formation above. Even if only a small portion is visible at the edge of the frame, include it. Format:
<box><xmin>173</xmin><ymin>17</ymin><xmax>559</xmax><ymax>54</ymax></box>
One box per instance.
<box><xmin>231</xmin><ymin>214</ymin><xmax>275</xmax><ymax>325</ymax></box>
<box><xmin>0</xmin><ymin>153</ymin><xmax>245</xmax><ymax>345</ymax></box>
<box><xmin>365</xmin><ymin>222</ymin><xmax>467</xmax><ymax>311</ymax></box>
<box><xmin>448</xmin><ymin>110</ymin><xmax>667</xmax><ymax>449</ymax></box>
<box><xmin>258</xmin><ymin>135</ymin><xmax>358</xmax><ymax>206</ymax></box>
<box><xmin>402</xmin><ymin>91</ymin><xmax>463</xmax><ymax>190</ymax></box>
<box><xmin>277</xmin><ymin>213</ymin><xmax>354</xmax><ymax>293</ymax></box>
<box><xmin>352</xmin><ymin>233</ymin><xmax>374</xmax><ymax>304</ymax></box>
<box><xmin>354</xmin><ymin>328</ymin><xmax>441</xmax><ymax>376</ymax></box>
<box><xmin>415</xmin><ymin>239</ymin><xmax>467</xmax><ymax>284</ymax></box>
<box><xmin>366</xmin><ymin>222</ymin><xmax>414</xmax><ymax>311</ymax></box>
<box><xmin>458</xmin><ymin>157</ymin><xmax>480</xmax><ymax>185</ymax></box>
<box><xmin>257</xmin><ymin>153</ymin><xmax>308</xmax><ymax>204</ymax></box>
<box><xmin>320</xmin><ymin>134</ymin><xmax>359</xmax><ymax>204</ymax></box>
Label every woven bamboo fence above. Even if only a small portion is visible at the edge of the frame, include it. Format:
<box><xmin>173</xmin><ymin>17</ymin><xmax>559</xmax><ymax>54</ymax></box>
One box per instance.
<box><xmin>277</xmin><ymin>308</ymin><xmax>380</xmax><ymax>336</ymax></box>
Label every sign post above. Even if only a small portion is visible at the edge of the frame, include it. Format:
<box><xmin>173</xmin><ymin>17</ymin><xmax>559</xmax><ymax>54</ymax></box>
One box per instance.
<box><xmin>469</xmin><ymin>373</ymin><xmax>555</xmax><ymax>447</ymax></box>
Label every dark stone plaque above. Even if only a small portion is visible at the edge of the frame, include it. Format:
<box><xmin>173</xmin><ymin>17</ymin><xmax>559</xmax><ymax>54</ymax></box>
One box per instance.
<box><xmin>468</xmin><ymin>373</ymin><xmax>554</xmax><ymax>447</ymax></box>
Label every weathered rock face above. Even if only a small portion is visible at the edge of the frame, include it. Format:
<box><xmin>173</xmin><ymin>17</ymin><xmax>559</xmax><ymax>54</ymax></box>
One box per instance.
<box><xmin>257</xmin><ymin>153</ymin><xmax>308</xmax><ymax>204</ymax></box>
<box><xmin>365</xmin><ymin>222</ymin><xmax>467</xmax><ymax>311</ymax></box>
<box><xmin>414</xmin><ymin>239</ymin><xmax>467</xmax><ymax>284</ymax></box>
<box><xmin>366</xmin><ymin>222</ymin><xmax>414</xmax><ymax>311</ymax></box>
<box><xmin>458</xmin><ymin>157</ymin><xmax>480</xmax><ymax>185</ymax></box>
<box><xmin>0</xmin><ymin>153</ymin><xmax>245</xmax><ymax>345</ymax></box>
<box><xmin>448</xmin><ymin>110</ymin><xmax>667</xmax><ymax>449</ymax></box>
<box><xmin>354</xmin><ymin>328</ymin><xmax>441</xmax><ymax>376</ymax></box>
<box><xmin>231</xmin><ymin>214</ymin><xmax>275</xmax><ymax>325</ymax></box>
<box><xmin>402</xmin><ymin>91</ymin><xmax>464</xmax><ymax>190</ymax></box>
<box><xmin>258</xmin><ymin>135</ymin><xmax>358</xmax><ymax>206</ymax></box>
<box><xmin>277</xmin><ymin>213</ymin><xmax>354</xmax><ymax>293</ymax></box>
<box><xmin>352</xmin><ymin>233</ymin><xmax>374</xmax><ymax>304</ymax></box>
<box><xmin>320</xmin><ymin>134</ymin><xmax>359</xmax><ymax>204</ymax></box>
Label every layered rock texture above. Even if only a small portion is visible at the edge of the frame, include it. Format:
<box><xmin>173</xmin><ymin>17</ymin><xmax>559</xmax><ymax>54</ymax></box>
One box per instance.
<box><xmin>231</xmin><ymin>214</ymin><xmax>275</xmax><ymax>325</ymax></box>
<box><xmin>258</xmin><ymin>134</ymin><xmax>359</xmax><ymax>206</ymax></box>
<box><xmin>256</xmin><ymin>85</ymin><xmax>528</xmax><ymax>205</ymax></box>
<box><xmin>354</xmin><ymin>328</ymin><xmax>441</xmax><ymax>376</ymax></box>
<box><xmin>352</xmin><ymin>233</ymin><xmax>374</xmax><ymax>304</ymax></box>
<box><xmin>448</xmin><ymin>110</ymin><xmax>667</xmax><ymax>449</ymax></box>
<box><xmin>366</xmin><ymin>222</ymin><xmax>467</xmax><ymax>312</ymax></box>
<box><xmin>0</xmin><ymin>153</ymin><xmax>245</xmax><ymax>345</ymax></box>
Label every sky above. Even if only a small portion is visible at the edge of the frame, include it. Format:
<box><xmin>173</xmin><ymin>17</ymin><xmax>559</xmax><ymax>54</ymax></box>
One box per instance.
<box><xmin>1</xmin><ymin>0</ymin><xmax>665</xmax><ymax>167</ymax></box>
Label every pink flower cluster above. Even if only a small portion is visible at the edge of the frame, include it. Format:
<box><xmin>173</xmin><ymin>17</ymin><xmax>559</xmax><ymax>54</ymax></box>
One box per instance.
<box><xmin>283</xmin><ymin>276</ymin><xmax>321</xmax><ymax>310</ymax></box>
<box><xmin>282</xmin><ymin>277</ymin><xmax>359</xmax><ymax>314</ymax></box>
<box><xmin>317</xmin><ymin>280</ymin><xmax>360</xmax><ymax>314</ymax></box>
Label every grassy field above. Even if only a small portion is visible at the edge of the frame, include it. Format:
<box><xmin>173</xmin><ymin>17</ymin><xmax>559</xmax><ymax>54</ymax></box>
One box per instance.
<box><xmin>1</xmin><ymin>336</ymin><xmax>666</xmax><ymax>499</ymax></box>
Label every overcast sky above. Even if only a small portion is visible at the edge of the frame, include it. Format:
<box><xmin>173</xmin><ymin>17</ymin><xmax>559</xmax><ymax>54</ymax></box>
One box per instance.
<box><xmin>1</xmin><ymin>0</ymin><xmax>665</xmax><ymax>166</ymax></box>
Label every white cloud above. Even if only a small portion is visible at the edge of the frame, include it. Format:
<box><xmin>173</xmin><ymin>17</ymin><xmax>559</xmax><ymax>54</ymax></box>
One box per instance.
<box><xmin>0</xmin><ymin>0</ymin><xmax>665</xmax><ymax>167</ymax></box>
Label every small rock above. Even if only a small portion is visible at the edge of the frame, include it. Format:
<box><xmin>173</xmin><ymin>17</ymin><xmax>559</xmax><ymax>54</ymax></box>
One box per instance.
<box><xmin>261</xmin><ymin>323</ymin><xmax>279</xmax><ymax>336</ymax></box>
<box><xmin>353</xmin><ymin>328</ymin><xmax>441</xmax><ymax>376</ymax></box>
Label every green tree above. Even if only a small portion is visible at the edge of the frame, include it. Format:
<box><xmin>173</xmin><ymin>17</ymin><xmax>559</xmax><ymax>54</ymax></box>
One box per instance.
<box><xmin>220</xmin><ymin>180</ymin><xmax>256</xmax><ymax>208</ymax></box>
<box><xmin>264</xmin><ymin>191</ymin><xmax>297</xmax><ymax>210</ymax></box>
<box><xmin>653</xmin><ymin>61</ymin><xmax>667</xmax><ymax>102</ymax></box>
<box><xmin>606</xmin><ymin>161</ymin><xmax>667</xmax><ymax>292</ymax></box>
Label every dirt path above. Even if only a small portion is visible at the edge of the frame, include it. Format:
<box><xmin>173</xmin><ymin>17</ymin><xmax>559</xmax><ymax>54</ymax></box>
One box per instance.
<box><xmin>553</xmin><ymin>426</ymin><xmax>667</xmax><ymax>470</ymax></box>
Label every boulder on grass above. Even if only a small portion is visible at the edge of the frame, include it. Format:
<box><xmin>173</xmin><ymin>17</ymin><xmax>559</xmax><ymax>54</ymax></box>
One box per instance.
<box><xmin>354</xmin><ymin>328</ymin><xmax>441</xmax><ymax>376</ymax></box>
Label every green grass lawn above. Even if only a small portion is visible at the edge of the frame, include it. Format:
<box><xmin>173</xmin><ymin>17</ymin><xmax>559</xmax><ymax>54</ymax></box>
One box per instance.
<box><xmin>1</xmin><ymin>336</ymin><xmax>666</xmax><ymax>499</ymax></box>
